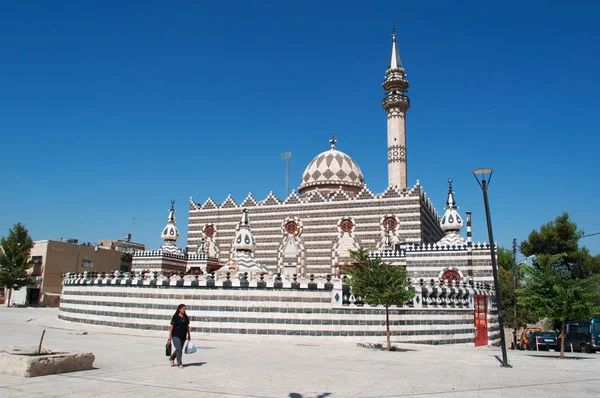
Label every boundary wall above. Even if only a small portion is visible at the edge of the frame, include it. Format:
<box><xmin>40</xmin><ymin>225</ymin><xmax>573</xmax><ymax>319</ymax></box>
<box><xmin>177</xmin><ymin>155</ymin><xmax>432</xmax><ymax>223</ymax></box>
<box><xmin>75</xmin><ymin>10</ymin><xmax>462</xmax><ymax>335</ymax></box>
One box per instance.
<box><xmin>59</xmin><ymin>272</ymin><xmax>500</xmax><ymax>345</ymax></box>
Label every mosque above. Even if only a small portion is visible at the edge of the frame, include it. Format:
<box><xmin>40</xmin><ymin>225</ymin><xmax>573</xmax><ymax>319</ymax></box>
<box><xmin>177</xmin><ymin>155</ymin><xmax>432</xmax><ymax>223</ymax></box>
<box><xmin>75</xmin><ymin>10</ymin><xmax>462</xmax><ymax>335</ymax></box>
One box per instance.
<box><xmin>59</xmin><ymin>31</ymin><xmax>498</xmax><ymax>346</ymax></box>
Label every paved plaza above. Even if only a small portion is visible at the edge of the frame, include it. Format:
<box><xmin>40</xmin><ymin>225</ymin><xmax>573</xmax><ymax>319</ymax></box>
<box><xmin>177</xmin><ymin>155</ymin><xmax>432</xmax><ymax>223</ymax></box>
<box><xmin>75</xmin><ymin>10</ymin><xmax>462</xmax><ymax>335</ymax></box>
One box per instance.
<box><xmin>0</xmin><ymin>307</ymin><xmax>599</xmax><ymax>397</ymax></box>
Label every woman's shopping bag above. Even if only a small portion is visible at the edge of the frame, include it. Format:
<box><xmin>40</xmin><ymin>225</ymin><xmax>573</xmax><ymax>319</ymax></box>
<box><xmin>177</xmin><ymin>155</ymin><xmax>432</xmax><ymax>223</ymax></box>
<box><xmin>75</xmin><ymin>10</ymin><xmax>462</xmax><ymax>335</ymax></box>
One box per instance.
<box><xmin>184</xmin><ymin>341</ymin><xmax>197</xmax><ymax>354</ymax></box>
<box><xmin>165</xmin><ymin>340</ymin><xmax>172</xmax><ymax>357</ymax></box>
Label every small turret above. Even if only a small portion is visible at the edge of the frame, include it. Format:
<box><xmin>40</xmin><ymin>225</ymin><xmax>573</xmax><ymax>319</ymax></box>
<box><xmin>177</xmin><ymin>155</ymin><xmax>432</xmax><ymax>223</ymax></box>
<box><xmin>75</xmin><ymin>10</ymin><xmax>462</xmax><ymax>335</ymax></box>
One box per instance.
<box><xmin>160</xmin><ymin>200</ymin><xmax>183</xmax><ymax>255</ymax></box>
<box><xmin>161</xmin><ymin>200</ymin><xmax>180</xmax><ymax>242</ymax></box>
<box><xmin>232</xmin><ymin>209</ymin><xmax>256</xmax><ymax>252</ymax></box>
<box><xmin>440</xmin><ymin>179</ymin><xmax>463</xmax><ymax>233</ymax></box>
<box><xmin>219</xmin><ymin>208</ymin><xmax>267</xmax><ymax>275</ymax></box>
<box><xmin>436</xmin><ymin>179</ymin><xmax>467</xmax><ymax>247</ymax></box>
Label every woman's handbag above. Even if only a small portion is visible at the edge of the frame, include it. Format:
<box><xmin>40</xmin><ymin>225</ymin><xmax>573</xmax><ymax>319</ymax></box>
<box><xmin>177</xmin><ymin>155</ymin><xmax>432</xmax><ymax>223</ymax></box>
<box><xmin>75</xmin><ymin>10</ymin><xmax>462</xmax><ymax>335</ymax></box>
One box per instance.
<box><xmin>165</xmin><ymin>340</ymin><xmax>172</xmax><ymax>357</ymax></box>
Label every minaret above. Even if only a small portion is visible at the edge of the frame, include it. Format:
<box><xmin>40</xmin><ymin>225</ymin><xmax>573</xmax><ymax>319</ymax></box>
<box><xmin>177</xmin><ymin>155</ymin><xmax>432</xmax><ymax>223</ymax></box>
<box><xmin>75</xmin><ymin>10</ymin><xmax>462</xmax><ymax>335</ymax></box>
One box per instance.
<box><xmin>382</xmin><ymin>27</ymin><xmax>410</xmax><ymax>189</ymax></box>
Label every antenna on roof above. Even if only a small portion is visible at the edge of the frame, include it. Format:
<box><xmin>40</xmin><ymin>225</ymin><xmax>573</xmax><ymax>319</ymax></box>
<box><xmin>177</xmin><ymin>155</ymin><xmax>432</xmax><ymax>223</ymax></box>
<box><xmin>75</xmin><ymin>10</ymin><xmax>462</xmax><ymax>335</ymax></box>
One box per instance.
<box><xmin>281</xmin><ymin>151</ymin><xmax>292</xmax><ymax>197</ymax></box>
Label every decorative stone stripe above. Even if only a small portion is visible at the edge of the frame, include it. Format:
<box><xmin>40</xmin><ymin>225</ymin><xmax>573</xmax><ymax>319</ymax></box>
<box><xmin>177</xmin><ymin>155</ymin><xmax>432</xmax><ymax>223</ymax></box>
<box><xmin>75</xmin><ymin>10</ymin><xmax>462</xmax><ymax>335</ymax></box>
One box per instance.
<box><xmin>58</xmin><ymin>313</ymin><xmax>473</xmax><ymax>343</ymax></box>
<box><xmin>189</xmin><ymin>198</ymin><xmax>422</xmax><ymax>213</ymax></box>
<box><xmin>59</xmin><ymin>298</ymin><xmax>475</xmax><ymax>320</ymax></box>
<box><xmin>59</xmin><ymin>306</ymin><xmax>473</xmax><ymax>328</ymax></box>
<box><xmin>59</xmin><ymin>272</ymin><xmax>498</xmax><ymax>345</ymax></box>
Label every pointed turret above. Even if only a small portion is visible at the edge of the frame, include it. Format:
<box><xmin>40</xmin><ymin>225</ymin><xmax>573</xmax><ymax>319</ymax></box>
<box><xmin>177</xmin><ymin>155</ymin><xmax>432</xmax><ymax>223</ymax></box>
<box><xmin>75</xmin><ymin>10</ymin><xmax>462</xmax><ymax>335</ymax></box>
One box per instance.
<box><xmin>388</xmin><ymin>27</ymin><xmax>403</xmax><ymax>71</ymax></box>
<box><xmin>239</xmin><ymin>207</ymin><xmax>250</xmax><ymax>228</ymax></box>
<box><xmin>440</xmin><ymin>179</ymin><xmax>463</xmax><ymax>234</ymax></box>
<box><xmin>382</xmin><ymin>27</ymin><xmax>410</xmax><ymax>190</ymax></box>
<box><xmin>160</xmin><ymin>200</ymin><xmax>183</xmax><ymax>255</ymax></box>
<box><xmin>446</xmin><ymin>181</ymin><xmax>457</xmax><ymax>210</ymax></box>
<box><xmin>161</xmin><ymin>200</ymin><xmax>180</xmax><ymax>243</ymax></box>
<box><xmin>436</xmin><ymin>180</ymin><xmax>467</xmax><ymax>247</ymax></box>
<box><xmin>232</xmin><ymin>209</ymin><xmax>256</xmax><ymax>252</ymax></box>
<box><xmin>218</xmin><ymin>208</ymin><xmax>267</xmax><ymax>275</ymax></box>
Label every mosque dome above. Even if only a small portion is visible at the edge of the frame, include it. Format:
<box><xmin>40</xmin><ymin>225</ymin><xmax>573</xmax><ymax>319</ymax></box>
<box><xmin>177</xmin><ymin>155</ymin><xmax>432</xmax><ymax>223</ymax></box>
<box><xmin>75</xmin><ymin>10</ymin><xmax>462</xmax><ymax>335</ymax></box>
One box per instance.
<box><xmin>298</xmin><ymin>135</ymin><xmax>365</xmax><ymax>197</ymax></box>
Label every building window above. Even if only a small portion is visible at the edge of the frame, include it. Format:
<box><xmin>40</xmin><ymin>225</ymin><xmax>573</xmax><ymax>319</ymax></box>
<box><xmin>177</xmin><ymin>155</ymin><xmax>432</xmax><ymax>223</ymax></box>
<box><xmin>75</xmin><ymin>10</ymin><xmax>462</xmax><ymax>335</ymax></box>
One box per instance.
<box><xmin>285</xmin><ymin>221</ymin><xmax>298</xmax><ymax>235</ymax></box>
<box><xmin>204</xmin><ymin>225</ymin><xmax>215</xmax><ymax>238</ymax></box>
<box><xmin>82</xmin><ymin>260</ymin><xmax>94</xmax><ymax>268</ymax></box>
<box><xmin>383</xmin><ymin>217</ymin><xmax>397</xmax><ymax>231</ymax></box>
<box><xmin>340</xmin><ymin>219</ymin><xmax>354</xmax><ymax>232</ymax></box>
<box><xmin>441</xmin><ymin>269</ymin><xmax>461</xmax><ymax>282</ymax></box>
<box><xmin>32</xmin><ymin>256</ymin><xmax>43</xmax><ymax>265</ymax></box>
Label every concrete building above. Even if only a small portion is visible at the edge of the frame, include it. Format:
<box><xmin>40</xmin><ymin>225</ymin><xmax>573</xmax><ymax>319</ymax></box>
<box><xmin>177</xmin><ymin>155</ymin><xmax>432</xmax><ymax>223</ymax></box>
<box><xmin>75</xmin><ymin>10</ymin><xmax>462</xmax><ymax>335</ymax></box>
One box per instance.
<box><xmin>6</xmin><ymin>239</ymin><xmax>122</xmax><ymax>307</ymax></box>
<box><xmin>98</xmin><ymin>234</ymin><xmax>145</xmax><ymax>271</ymax></box>
<box><xmin>97</xmin><ymin>235</ymin><xmax>145</xmax><ymax>254</ymax></box>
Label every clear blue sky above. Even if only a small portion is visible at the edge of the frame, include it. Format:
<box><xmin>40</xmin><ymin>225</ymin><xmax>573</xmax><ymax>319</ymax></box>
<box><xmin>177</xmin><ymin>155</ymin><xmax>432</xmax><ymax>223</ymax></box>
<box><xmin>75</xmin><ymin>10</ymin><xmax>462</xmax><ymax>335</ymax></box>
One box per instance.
<box><xmin>1</xmin><ymin>1</ymin><xmax>599</xmax><ymax>258</ymax></box>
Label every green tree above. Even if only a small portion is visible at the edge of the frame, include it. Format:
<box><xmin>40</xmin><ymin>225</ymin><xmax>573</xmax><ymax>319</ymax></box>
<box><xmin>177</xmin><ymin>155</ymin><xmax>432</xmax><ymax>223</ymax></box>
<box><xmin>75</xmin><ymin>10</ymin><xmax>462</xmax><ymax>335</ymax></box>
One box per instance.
<box><xmin>518</xmin><ymin>254</ymin><xmax>600</xmax><ymax>359</ymax></box>
<box><xmin>520</xmin><ymin>213</ymin><xmax>600</xmax><ymax>278</ymax></box>
<box><xmin>497</xmin><ymin>247</ymin><xmax>538</xmax><ymax>348</ymax></box>
<box><xmin>342</xmin><ymin>248</ymin><xmax>415</xmax><ymax>351</ymax></box>
<box><xmin>0</xmin><ymin>223</ymin><xmax>34</xmax><ymax>307</ymax></box>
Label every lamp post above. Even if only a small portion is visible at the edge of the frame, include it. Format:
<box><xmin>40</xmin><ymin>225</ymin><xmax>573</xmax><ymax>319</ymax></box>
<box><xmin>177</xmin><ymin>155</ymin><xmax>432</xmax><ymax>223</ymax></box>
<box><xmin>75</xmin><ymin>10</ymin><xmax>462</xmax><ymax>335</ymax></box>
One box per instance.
<box><xmin>472</xmin><ymin>168</ymin><xmax>509</xmax><ymax>367</ymax></box>
<box><xmin>512</xmin><ymin>238</ymin><xmax>517</xmax><ymax>350</ymax></box>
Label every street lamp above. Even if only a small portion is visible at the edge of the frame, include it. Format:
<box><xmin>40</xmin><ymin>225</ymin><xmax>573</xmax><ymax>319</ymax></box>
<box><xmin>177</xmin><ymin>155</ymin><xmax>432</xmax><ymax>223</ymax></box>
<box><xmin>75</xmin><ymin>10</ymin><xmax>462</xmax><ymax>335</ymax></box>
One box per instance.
<box><xmin>472</xmin><ymin>168</ymin><xmax>509</xmax><ymax>367</ymax></box>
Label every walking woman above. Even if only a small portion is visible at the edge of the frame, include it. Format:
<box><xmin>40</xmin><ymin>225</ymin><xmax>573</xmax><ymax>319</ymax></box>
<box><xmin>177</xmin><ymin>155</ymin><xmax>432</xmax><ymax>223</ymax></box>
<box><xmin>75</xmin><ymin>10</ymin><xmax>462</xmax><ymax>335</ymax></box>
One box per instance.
<box><xmin>168</xmin><ymin>303</ymin><xmax>191</xmax><ymax>368</ymax></box>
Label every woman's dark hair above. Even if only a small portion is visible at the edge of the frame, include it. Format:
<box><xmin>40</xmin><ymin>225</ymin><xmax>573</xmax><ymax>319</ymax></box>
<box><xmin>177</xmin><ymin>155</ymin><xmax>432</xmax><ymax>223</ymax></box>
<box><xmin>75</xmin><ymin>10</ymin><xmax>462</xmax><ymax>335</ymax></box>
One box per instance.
<box><xmin>174</xmin><ymin>303</ymin><xmax>189</xmax><ymax>321</ymax></box>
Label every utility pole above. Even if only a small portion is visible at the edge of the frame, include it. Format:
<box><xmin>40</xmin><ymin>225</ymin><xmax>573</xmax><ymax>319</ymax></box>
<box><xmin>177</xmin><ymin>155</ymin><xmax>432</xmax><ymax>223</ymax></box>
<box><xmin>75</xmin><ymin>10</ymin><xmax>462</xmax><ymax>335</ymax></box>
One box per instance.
<box><xmin>281</xmin><ymin>152</ymin><xmax>292</xmax><ymax>197</ymax></box>
<box><xmin>512</xmin><ymin>238</ymin><xmax>517</xmax><ymax>350</ymax></box>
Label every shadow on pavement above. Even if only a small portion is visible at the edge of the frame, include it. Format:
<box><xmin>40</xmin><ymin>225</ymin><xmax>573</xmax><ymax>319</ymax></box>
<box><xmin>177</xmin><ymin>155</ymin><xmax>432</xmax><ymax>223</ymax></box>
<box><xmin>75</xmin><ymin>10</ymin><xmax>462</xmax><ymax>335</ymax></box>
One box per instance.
<box><xmin>289</xmin><ymin>393</ymin><xmax>331</xmax><ymax>398</ymax></box>
<box><xmin>529</xmin><ymin>354</ymin><xmax>593</xmax><ymax>360</ymax></box>
<box><xmin>356</xmin><ymin>343</ymin><xmax>416</xmax><ymax>352</ymax></box>
<box><xmin>183</xmin><ymin>362</ymin><xmax>206</xmax><ymax>367</ymax></box>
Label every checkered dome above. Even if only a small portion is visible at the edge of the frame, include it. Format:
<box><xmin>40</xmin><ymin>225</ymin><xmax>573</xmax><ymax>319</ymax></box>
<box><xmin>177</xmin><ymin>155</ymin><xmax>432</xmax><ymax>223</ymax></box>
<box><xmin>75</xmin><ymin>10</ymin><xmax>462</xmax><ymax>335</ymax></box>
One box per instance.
<box><xmin>299</xmin><ymin>149</ymin><xmax>365</xmax><ymax>194</ymax></box>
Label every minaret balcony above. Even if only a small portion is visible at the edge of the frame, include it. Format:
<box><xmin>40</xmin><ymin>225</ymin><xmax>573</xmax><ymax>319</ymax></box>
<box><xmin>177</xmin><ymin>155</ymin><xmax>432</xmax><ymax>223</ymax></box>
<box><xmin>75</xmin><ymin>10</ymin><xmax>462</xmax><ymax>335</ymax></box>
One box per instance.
<box><xmin>382</xmin><ymin>94</ymin><xmax>410</xmax><ymax>111</ymax></box>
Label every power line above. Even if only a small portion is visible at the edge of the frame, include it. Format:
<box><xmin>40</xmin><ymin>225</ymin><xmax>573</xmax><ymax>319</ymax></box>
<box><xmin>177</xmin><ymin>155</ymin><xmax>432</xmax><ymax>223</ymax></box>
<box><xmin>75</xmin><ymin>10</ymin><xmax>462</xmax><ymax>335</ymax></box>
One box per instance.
<box><xmin>580</xmin><ymin>231</ymin><xmax>600</xmax><ymax>239</ymax></box>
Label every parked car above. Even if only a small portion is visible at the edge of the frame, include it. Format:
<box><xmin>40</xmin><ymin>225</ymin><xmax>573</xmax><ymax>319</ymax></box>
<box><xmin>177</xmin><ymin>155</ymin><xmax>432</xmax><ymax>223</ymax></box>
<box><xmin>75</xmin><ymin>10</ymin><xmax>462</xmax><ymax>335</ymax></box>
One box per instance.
<box><xmin>518</xmin><ymin>327</ymin><xmax>542</xmax><ymax>350</ymax></box>
<box><xmin>558</xmin><ymin>318</ymin><xmax>600</xmax><ymax>353</ymax></box>
<box><xmin>526</xmin><ymin>331</ymin><xmax>558</xmax><ymax>351</ymax></box>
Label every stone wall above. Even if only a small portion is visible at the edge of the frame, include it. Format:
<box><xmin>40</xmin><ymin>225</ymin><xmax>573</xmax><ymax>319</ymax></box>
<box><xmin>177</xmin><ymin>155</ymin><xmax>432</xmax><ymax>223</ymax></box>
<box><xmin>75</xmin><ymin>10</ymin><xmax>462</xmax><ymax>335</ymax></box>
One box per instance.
<box><xmin>187</xmin><ymin>183</ymin><xmax>443</xmax><ymax>276</ymax></box>
<box><xmin>59</xmin><ymin>272</ymin><xmax>499</xmax><ymax>346</ymax></box>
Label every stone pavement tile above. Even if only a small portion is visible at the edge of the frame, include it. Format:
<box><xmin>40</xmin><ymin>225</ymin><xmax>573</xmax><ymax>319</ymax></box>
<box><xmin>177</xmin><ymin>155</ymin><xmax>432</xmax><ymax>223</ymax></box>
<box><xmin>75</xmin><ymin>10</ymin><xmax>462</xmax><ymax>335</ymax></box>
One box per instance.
<box><xmin>399</xmin><ymin>393</ymin><xmax>458</xmax><ymax>398</ymax></box>
<box><xmin>3</xmin><ymin>308</ymin><xmax>600</xmax><ymax>397</ymax></box>
<box><xmin>433</xmin><ymin>384</ymin><xmax>461</xmax><ymax>394</ymax></box>
<box><xmin>449</xmin><ymin>391</ymin><xmax>479</xmax><ymax>398</ymax></box>
<box><xmin>0</xmin><ymin>375</ymin><xmax>30</xmax><ymax>389</ymax></box>
<box><xmin>0</xmin><ymin>388</ymin><xmax>37</xmax><ymax>398</ymax></box>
